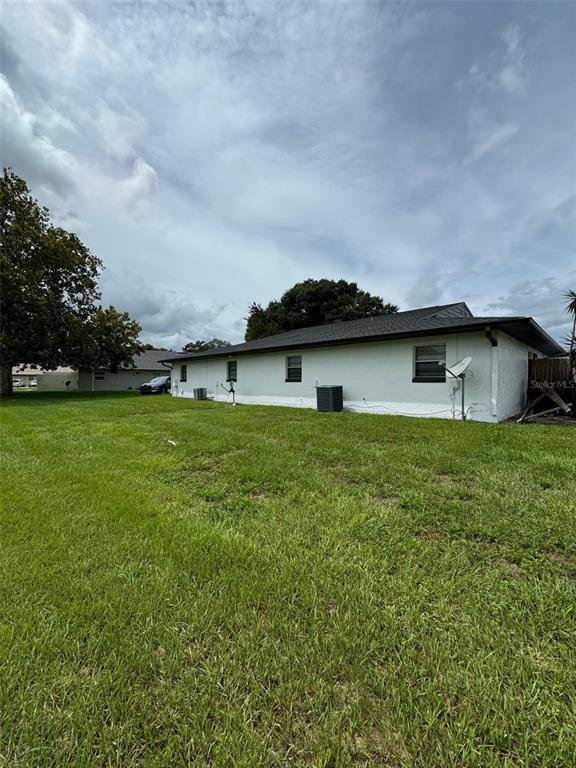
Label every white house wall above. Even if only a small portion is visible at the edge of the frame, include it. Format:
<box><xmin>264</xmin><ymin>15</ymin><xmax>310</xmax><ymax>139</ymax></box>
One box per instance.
<box><xmin>170</xmin><ymin>332</ymin><xmax>524</xmax><ymax>423</ymax></box>
<box><xmin>78</xmin><ymin>368</ymin><xmax>168</xmax><ymax>392</ymax></box>
<box><xmin>36</xmin><ymin>372</ymin><xmax>79</xmax><ymax>392</ymax></box>
<box><xmin>495</xmin><ymin>331</ymin><xmax>537</xmax><ymax>420</ymax></box>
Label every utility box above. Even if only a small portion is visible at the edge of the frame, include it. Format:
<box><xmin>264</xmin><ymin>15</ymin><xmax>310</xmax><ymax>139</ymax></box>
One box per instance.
<box><xmin>316</xmin><ymin>385</ymin><xmax>343</xmax><ymax>412</ymax></box>
<box><xmin>193</xmin><ymin>388</ymin><xmax>208</xmax><ymax>400</ymax></box>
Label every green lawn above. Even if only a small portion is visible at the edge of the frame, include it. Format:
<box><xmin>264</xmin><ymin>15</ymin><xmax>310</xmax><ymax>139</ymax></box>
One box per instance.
<box><xmin>1</xmin><ymin>393</ymin><xmax>575</xmax><ymax>767</ymax></box>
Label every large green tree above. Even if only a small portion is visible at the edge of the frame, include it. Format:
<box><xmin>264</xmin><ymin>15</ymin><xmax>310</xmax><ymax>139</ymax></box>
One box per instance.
<box><xmin>245</xmin><ymin>278</ymin><xmax>398</xmax><ymax>341</ymax></box>
<box><xmin>141</xmin><ymin>343</ymin><xmax>170</xmax><ymax>351</ymax></box>
<box><xmin>0</xmin><ymin>168</ymin><xmax>142</xmax><ymax>395</ymax></box>
<box><xmin>182</xmin><ymin>338</ymin><xmax>231</xmax><ymax>354</ymax></box>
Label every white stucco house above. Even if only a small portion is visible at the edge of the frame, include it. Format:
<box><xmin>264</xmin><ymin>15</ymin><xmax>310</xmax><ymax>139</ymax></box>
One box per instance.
<box><xmin>78</xmin><ymin>350</ymin><xmax>171</xmax><ymax>392</ymax></box>
<box><xmin>12</xmin><ymin>365</ymin><xmax>78</xmax><ymax>391</ymax></box>
<box><xmin>160</xmin><ymin>303</ymin><xmax>563</xmax><ymax>423</ymax></box>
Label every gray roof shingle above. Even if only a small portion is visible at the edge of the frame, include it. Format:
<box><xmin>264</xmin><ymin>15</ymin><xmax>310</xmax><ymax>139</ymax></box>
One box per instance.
<box><xmin>160</xmin><ymin>302</ymin><xmax>564</xmax><ymax>362</ymax></box>
<box><xmin>126</xmin><ymin>350</ymin><xmax>176</xmax><ymax>370</ymax></box>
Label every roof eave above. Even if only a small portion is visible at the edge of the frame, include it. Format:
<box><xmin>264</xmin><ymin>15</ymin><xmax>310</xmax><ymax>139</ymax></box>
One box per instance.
<box><xmin>496</xmin><ymin>317</ymin><xmax>565</xmax><ymax>357</ymax></box>
<box><xmin>160</xmin><ymin>321</ymin><xmax>529</xmax><ymax>363</ymax></box>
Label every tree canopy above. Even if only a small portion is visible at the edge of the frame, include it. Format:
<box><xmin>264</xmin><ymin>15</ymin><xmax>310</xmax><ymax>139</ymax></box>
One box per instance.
<box><xmin>182</xmin><ymin>338</ymin><xmax>232</xmax><ymax>354</ymax></box>
<box><xmin>245</xmin><ymin>279</ymin><xmax>398</xmax><ymax>341</ymax></box>
<box><xmin>0</xmin><ymin>168</ymin><xmax>142</xmax><ymax>395</ymax></box>
<box><xmin>141</xmin><ymin>343</ymin><xmax>170</xmax><ymax>351</ymax></box>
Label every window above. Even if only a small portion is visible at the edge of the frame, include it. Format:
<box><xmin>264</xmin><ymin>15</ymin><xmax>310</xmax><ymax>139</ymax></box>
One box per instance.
<box><xmin>285</xmin><ymin>355</ymin><xmax>302</xmax><ymax>382</ymax></box>
<box><xmin>95</xmin><ymin>370</ymin><xmax>105</xmax><ymax>381</ymax></box>
<box><xmin>413</xmin><ymin>345</ymin><xmax>446</xmax><ymax>382</ymax></box>
<box><xmin>180</xmin><ymin>364</ymin><xmax>187</xmax><ymax>382</ymax></box>
<box><xmin>227</xmin><ymin>360</ymin><xmax>237</xmax><ymax>382</ymax></box>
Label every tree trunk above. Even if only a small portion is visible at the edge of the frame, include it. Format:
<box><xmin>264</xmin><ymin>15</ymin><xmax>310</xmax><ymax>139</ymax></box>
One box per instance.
<box><xmin>0</xmin><ymin>362</ymin><xmax>14</xmax><ymax>396</ymax></box>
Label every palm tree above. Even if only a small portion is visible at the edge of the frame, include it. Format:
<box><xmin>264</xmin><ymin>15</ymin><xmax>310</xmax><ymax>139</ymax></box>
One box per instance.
<box><xmin>564</xmin><ymin>289</ymin><xmax>576</xmax><ymax>382</ymax></box>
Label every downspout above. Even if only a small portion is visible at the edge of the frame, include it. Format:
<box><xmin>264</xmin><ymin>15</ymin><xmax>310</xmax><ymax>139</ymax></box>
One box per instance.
<box><xmin>485</xmin><ymin>327</ymin><xmax>498</xmax><ymax>420</ymax></box>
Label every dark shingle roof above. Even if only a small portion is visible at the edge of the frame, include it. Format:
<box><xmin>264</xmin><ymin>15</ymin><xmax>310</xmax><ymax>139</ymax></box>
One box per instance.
<box><xmin>160</xmin><ymin>302</ymin><xmax>564</xmax><ymax>362</ymax></box>
<box><xmin>126</xmin><ymin>350</ymin><xmax>176</xmax><ymax>370</ymax></box>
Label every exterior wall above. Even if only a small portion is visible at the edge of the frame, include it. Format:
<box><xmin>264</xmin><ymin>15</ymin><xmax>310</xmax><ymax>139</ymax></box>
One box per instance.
<box><xmin>36</xmin><ymin>372</ymin><xmax>79</xmax><ymax>391</ymax></box>
<box><xmin>78</xmin><ymin>368</ymin><xmax>169</xmax><ymax>392</ymax></box>
<box><xmin>12</xmin><ymin>367</ymin><xmax>78</xmax><ymax>390</ymax></box>
<box><xmin>172</xmin><ymin>332</ymin><xmax>506</xmax><ymax>422</ymax></box>
<box><xmin>12</xmin><ymin>373</ymin><xmax>36</xmax><ymax>386</ymax></box>
<box><xmin>495</xmin><ymin>331</ymin><xmax>540</xmax><ymax>420</ymax></box>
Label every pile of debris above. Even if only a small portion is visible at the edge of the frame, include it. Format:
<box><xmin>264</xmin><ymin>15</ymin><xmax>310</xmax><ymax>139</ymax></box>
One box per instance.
<box><xmin>516</xmin><ymin>355</ymin><xmax>574</xmax><ymax>425</ymax></box>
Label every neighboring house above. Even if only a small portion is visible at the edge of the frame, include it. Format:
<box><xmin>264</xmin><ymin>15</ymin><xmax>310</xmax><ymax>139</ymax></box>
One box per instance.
<box><xmin>12</xmin><ymin>365</ymin><xmax>78</xmax><ymax>391</ymax></box>
<box><xmin>160</xmin><ymin>303</ymin><xmax>564</xmax><ymax>423</ymax></box>
<box><xmin>78</xmin><ymin>350</ymin><xmax>172</xmax><ymax>392</ymax></box>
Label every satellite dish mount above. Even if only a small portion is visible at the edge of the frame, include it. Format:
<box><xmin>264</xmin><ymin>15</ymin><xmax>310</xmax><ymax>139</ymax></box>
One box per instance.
<box><xmin>441</xmin><ymin>356</ymin><xmax>472</xmax><ymax>421</ymax></box>
<box><xmin>220</xmin><ymin>380</ymin><xmax>236</xmax><ymax>406</ymax></box>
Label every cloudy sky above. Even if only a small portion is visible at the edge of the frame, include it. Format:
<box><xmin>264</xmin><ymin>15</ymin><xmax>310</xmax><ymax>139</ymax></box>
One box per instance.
<box><xmin>1</xmin><ymin>1</ymin><xmax>575</xmax><ymax>349</ymax></box>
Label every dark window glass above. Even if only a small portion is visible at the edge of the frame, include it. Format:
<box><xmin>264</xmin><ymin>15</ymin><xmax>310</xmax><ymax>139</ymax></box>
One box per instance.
<box><xmin>414</xmin><ymin>345</ymin><xmax>446</xmax><ymax>381</ymax></box>
<box><xmin>286</xmin><ymin>355</ymin><xmax>302</xmax><ymax>382</ymax></box>
<box><xmin>180</xmin><ymin>364</ymin><xmax>187</xmax><ymax>382</ymax></box>
<box><xmin>227</xmin><ymin>360</ymin><xmax>237</xmax><ymax>382</ymax></box>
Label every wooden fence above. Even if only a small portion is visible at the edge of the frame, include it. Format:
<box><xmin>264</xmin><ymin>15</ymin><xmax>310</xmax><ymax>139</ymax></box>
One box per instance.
<box><xmin>527</xmin><ymin>356</ymin><xmax>574</xmax><ymax>414</ymax></box>
<box><xmin>529</xmin><ymin>357</ymin><xmax>573</xmax><ymax>388</ymax></box>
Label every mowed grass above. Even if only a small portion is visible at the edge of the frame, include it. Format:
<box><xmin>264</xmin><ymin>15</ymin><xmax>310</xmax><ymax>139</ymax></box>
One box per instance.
<box><xmin>1</xmin><ymin>393</ymin><xmax>575</xmax><ymax>768</ymax></box>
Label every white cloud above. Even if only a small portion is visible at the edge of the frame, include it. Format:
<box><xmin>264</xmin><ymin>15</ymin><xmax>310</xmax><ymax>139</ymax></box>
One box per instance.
<box><xmin>96</xmin><ymin>101</ymin><xmax>146</xmax><ymax>161</ymax></box>
<box><xmin>0</xmin><ymin>1</ymin><xmax>574</xmax><ymax>348</ymax></box>
<box><xmin>467</xmin><ymin>120</ymin><xmax>519</xmax><ymax>164</ymax></box>
<box><xmin>486</xmin><ymin>275</ymin><xmax>575</xmax><ymax>342</ymax></box>
<box><xmin>498</xmin><ymin>25</ymin><xmax>526</xmax><ymax>94</ymax></box>
<box><xmin>0</xmin><ymin>74</ymin><xmax>77</xmax><ymax>196</ymax></box>
<box><xmin>101</xmin><ymin>269</ymin><xmax>232</xmax><ymax>350</ymax></box>
<box><xmin>406</xmin><ymin>269</ymin><xmax>444</xmax><ymax>308</ymax></box>
<box><xmin>465</xmin><ymin>23</ymin><xmax>527</xmax><ymax>96</ymax></box>
<box><xmin>119</xmin><ymin>158</ymin><xmax>158</xmax><ymax>203</ymax></box>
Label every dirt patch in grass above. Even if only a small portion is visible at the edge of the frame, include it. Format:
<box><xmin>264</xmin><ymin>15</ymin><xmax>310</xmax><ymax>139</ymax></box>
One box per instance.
<box><xmin>374</xmin><ymin>495</ymin><xmax>399</xmax><ymax>507</ymax></box>
<box><xmin>462</xmin><ymin>538</ymin><xmax>526</xmax><ymax>578</ymax></box>
<box><xmin>546</xmin><ymin>550</ymin><xmax>576</xmax><ymax>568</ymax></box>
<box><xmin>352</xmin><ymin>729</ymin><xmax>384</xmax><ymax>754</ymax></box>
<box><xmin>470</xmin><ymin>534</ymin><xmax>504</xmax><ymax>550</ymax></box>
<box><xmin>250</xmin><ymin>488</ymin><xmax>281</xmax><ymax>501</ymax></box>
<box><xmin>417</xmin><ymin>527</ymin><xmax>445</xmax><ymax>542</ymax></box>
<box><xmin>331</xmin><ymin>462</ymin><xmax>375</xmax><ymax>486</ymax></box>
<box><xmin>329</xmin><ymin>462</ymin><xmax>350</xmax><ymax>483</ymax></box>
<box><xmin>436</xmin><ymin>474</ymin><xmax>478</xmax><ymax>492</ymax></box>
<box><xmin>182</xmin><ymin>459</ymin><xmax>222</xmax><ymax>478</ymax></box>
<box><xmin>499</xmin><ymin>558</ymin><xmax>526</xmax><ymax>580</ymax></box>
<box><xmin>351</xmin><ymin>729</ymin><xmax>408</xmax><ymax>766</ymax></box>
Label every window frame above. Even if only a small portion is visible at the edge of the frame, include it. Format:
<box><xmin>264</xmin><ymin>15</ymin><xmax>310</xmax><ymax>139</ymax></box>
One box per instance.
<box><xmin>94</xmin><ymin>369</ymin><xmax>105</xmax><ymax>381</ymax></box>
<box><xmin>412</xmin><ymin>344</ymin><xmax>446</xmax><ymax>383</ymax></box>
<box><xmin>180</xmin><ymin>363</ymin><xmax>187</xmax><ymax>382</ymax></box>
<box><xmin>226</xmin><ymin>360</ymin><xmax>237</xmax><ymax>382</ymax></box>
<box><xmin>285</xmin><ymin>354</ymin><xmax>302</xmax><ymax>383</ymax></box>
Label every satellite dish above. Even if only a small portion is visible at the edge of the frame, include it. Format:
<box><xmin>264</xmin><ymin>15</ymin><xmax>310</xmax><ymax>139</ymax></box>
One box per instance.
<box><xmin>440</xmin><ymin>357</ymin><xmax>472</xmax><ymax>421</ymax></box>
<box><xmin>445</xmin><ymin>356</ymin><xmax>472</xmax><ymax>379</ymax></box>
